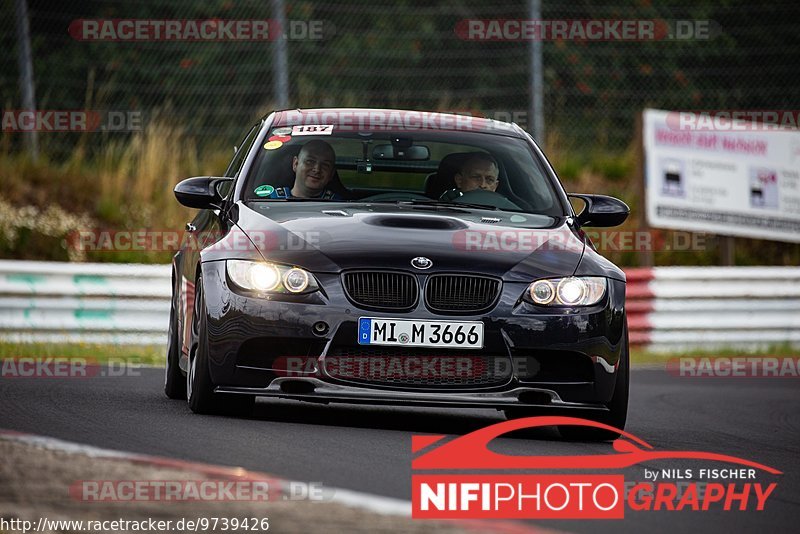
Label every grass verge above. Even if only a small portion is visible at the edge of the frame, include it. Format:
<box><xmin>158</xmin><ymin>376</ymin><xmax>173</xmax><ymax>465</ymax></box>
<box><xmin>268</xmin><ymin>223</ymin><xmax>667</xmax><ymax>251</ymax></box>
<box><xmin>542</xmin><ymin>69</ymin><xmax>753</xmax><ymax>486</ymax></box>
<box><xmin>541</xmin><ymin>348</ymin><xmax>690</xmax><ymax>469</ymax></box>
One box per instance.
<box><xmin>0</xmin><ymin>342</ymin><xmax>163</xmax><ymax>366</ymax></box>
<box><xmin>630</xmin><ymin>344</ymin><xmax>798</xmax><ymax>365</ymax></box>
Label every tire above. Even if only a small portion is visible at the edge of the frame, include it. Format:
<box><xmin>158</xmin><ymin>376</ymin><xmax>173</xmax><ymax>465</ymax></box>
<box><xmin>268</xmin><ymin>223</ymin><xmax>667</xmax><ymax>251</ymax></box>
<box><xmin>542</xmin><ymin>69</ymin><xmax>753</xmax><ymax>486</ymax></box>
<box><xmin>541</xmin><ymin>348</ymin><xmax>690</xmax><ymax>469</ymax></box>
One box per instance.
<box><xmin>187</xmin><ymin>276</ymin><xmax>255</xmax><ymax>416</ymax></box>
<box><xmin>164</xmin><ymin>272</ymin><xmax>187</xmax><ymax>399</ymax></box>
<box><xmin>558</xmin><ymin>325</ymin><xmax>630</xmax><ymax>441</ymax></box>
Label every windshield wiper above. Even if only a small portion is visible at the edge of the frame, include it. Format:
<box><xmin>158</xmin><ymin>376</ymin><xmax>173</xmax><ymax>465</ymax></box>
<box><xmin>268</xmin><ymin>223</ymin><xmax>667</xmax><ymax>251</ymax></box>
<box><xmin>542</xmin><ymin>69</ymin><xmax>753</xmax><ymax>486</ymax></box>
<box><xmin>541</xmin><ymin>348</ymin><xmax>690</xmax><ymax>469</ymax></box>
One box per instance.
<box><xmin>395</xmin><ymin>199</ymin><xmax>498</xmax><ymax>211</ymax></box>
<box><xmin>364</xmin><ymin>199</ymin><xmax>498</xmax><ymax>211</ymax></box>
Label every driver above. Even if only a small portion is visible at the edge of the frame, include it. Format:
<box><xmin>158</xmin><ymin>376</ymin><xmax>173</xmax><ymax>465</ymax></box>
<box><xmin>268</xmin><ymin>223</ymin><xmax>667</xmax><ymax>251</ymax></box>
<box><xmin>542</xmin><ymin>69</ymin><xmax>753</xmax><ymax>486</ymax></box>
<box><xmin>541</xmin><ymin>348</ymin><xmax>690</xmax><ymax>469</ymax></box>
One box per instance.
<box><xmin>454</xmin><ymin>153</ymin><xmax>500</xmax><ymax>193</ymax></box>
<box><xmin>267</xmin><ymin>140</ymin><xmax>342</xmax><ymax>199</ymax></box>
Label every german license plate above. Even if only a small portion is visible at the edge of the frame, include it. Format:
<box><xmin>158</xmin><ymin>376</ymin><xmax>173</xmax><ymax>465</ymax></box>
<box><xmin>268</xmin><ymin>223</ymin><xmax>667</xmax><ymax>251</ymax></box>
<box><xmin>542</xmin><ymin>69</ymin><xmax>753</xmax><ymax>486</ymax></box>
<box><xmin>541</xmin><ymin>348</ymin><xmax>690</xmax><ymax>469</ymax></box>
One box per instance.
<box><xmin>358</xmin><ymin>318</ymin><xmax>484</xmax><ymax>349</ymax></box>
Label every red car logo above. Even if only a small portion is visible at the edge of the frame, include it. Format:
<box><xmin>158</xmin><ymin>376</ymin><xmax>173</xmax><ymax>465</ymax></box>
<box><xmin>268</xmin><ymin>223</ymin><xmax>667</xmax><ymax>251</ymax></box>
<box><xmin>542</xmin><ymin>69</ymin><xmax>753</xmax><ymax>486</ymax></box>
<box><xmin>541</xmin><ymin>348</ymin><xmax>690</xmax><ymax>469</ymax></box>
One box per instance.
<box><xmin>412</xmin><ymin>416</ymin><xmax>782</xmax><ymax>474</ymax></box>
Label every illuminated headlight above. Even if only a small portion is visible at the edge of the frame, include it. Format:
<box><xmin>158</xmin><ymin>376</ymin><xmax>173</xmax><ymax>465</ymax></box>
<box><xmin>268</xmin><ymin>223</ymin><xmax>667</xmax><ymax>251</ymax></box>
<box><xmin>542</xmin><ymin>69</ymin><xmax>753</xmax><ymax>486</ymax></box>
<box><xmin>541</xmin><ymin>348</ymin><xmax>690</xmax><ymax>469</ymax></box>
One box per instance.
<box><xmin>527</xmin><ymin>277</ymin><xmax>606</xmax><ymax>306</ymax></box>
<box><xmin>226</xmin><ymin>260</ymin><xmax>318</xmax><ymax>294</ymax></box>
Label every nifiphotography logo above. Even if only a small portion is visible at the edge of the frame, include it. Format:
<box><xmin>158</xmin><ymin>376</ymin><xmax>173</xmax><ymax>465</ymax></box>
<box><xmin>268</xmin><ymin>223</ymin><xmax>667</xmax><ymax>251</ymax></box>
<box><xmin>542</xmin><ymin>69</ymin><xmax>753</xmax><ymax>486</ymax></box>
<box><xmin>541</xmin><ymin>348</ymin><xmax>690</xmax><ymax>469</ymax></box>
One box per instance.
<box><xmin>411</xmin><ymin>416</ymin><xmax>781</xmax><ymax>519</ymax></box>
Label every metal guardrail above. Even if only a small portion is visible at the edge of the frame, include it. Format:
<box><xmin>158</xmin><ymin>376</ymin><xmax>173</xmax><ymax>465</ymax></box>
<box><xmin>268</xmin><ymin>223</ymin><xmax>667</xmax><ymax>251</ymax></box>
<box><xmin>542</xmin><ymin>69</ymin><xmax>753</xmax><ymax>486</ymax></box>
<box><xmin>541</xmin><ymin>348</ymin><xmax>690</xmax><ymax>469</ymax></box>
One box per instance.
<box><xmin>1</xmin><ymin>261</ymin><xmax>798</xmax><ymax>352</ymax></box>
<box><xmin>0</xmin><ymin>261</ymin><xmax>170</xmax><ymax>345</ymax></box>
<box><xmin>627</xmin><ymin>267</ymin><xmax>800</xmax><ymax>352</ymax></box>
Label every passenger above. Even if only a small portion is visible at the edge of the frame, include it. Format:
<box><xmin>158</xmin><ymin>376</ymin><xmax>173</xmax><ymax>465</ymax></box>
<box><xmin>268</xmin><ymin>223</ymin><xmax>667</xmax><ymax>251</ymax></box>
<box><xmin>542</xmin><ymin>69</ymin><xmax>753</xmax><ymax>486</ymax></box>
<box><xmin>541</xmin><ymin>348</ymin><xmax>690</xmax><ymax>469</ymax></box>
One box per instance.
<box><xmin>454</xmin><ymin>153</ymin><xmax>500</xmax><ymax>193</ymax></box>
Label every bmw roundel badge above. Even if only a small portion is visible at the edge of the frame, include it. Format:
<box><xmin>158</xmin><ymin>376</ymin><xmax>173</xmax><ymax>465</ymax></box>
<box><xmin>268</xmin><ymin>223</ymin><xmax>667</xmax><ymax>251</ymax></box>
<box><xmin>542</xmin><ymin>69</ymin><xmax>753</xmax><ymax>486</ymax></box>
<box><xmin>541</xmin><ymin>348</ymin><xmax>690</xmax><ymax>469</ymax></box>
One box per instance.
<box><xmin>411</xmin><ymin>256</ymin><xmax>433</xmax><ymax>270</ymax></box>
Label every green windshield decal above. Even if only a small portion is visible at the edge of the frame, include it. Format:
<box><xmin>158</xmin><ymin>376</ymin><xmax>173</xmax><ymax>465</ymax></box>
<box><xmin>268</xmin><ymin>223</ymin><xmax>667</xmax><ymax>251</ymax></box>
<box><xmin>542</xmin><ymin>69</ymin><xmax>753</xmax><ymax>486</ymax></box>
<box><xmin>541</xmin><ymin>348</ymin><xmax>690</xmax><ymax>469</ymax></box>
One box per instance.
<box><xmin>254</xmin><ymin>185</ymin><xmax>275</xmax><ymax>197</ymax></box>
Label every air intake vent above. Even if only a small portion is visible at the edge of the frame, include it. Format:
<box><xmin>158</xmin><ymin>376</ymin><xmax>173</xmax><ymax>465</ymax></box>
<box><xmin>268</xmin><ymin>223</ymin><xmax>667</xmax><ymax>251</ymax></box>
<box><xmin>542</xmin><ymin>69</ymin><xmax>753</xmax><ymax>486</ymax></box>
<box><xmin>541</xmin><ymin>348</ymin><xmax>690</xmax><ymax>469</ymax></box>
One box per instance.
<box><xmin>324</xmin><ymin>346</ymin><xmax>512</xmax><ymax>389</ymax></box>
<box><xmin>481</xmin><ymin>217</ymin><xmax>501</xmax><ymax>224</ymax></box>
<box><xmin>342</xmin><ymin>271</ymin><xmax>418</xmax><ymax>310</ymax></box>
<box><xmin>362</xmin><ymin>214</ymin><xmax>466</xmax><ymax>230</ymax></box>
<box><xmin>425</xmin><ymin>274</ymin><xmax>501</xmax><ymax>313</ymax></box>
<box><xmin>322</xmin><ymin>210</ymin><xmax>349</xmax><ymax>217</ymax></box>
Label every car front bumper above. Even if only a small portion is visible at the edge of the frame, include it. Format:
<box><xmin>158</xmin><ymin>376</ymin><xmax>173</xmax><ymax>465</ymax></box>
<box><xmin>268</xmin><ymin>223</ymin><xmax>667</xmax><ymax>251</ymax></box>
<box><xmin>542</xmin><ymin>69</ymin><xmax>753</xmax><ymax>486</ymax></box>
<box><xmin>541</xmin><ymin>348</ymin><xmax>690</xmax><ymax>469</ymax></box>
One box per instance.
<box><xmin>200</xmin><ymin>260</ymin><xmax>627</xmax><ymax>412</ymax></box>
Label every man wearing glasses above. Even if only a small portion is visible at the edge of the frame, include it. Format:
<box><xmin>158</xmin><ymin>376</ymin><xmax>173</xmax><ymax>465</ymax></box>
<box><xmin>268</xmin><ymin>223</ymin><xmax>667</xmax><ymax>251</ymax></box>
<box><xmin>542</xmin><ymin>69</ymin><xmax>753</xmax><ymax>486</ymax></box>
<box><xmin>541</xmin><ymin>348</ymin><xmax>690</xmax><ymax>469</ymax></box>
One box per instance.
<box><xmin>453</xmin><ymin>153</ymin><xmax>500</xmax><ymax>193</ymax></box>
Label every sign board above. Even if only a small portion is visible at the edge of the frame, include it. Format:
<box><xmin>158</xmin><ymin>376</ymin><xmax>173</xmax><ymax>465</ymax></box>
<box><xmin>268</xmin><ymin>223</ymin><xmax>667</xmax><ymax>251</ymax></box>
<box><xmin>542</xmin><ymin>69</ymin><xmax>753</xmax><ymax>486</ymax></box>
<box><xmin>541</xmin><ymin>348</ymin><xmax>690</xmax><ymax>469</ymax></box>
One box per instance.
<box><xmin>643</xmin><ymin>108</ymin><xmax>800</xmax><ymax>243</ymax></box>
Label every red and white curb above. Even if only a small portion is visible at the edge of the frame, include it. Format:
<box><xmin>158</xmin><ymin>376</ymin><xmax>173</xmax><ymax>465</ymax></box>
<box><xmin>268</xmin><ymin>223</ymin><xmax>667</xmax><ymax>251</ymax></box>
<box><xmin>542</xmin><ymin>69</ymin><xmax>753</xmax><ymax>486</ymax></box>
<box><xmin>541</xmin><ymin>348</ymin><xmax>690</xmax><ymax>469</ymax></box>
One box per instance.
<box><xmin>625</xmin><ymin>268</ymin><xmax>654</xmax><ymax>347</ymax></box>
<box><xmin>624</xmin><ymin>267</ymin><xmax>800</xmax><ymax>352</ymax></box>
<box><xmin>0</xmin><ymin>429</ymin><xmax>556</xmax><ymax>534</ymax></box>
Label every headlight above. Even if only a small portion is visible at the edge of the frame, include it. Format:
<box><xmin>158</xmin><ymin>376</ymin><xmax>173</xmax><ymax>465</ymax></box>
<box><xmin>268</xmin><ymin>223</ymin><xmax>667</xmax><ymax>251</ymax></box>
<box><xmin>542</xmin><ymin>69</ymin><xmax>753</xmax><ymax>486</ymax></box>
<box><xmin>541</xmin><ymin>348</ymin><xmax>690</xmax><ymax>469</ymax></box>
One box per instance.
<box><xmin>283</xmin><ymin>268</ymin><xmax>310</xmax><ymax>293</ymax></box>
<box><xmin>226</xmin><ymin>260</ymin><xmax>318</xmax><ymax>294</ymax></box>
<box><xmin>526</xmin><ymin>277</ymin><xmax>606</xmax><ymax>306</ymax></box>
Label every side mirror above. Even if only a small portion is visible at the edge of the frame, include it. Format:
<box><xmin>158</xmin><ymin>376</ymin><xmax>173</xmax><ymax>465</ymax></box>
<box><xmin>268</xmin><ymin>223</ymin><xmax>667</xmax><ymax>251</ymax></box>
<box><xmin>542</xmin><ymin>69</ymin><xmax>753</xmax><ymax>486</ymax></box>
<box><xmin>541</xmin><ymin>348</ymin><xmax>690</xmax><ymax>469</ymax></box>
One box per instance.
<box><xmin>174</xmin><ymin>176</ymin><xmax>233</xmax><ymax>209</ymax></box>
<box><xmin>568</xmin><ymin>194</ymin><xmax>630</xmax><ymax>227</ymax></box>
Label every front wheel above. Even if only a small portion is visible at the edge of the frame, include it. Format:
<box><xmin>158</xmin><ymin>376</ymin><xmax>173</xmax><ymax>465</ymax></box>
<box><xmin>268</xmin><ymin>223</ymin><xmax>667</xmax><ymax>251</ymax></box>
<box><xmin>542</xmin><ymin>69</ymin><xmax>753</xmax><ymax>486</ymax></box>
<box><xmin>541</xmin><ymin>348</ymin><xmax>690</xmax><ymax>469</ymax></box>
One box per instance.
<box><xmin>187</xmin><ymin>276</ymin><xmax>255</xmax><ymax>416</ymax></box>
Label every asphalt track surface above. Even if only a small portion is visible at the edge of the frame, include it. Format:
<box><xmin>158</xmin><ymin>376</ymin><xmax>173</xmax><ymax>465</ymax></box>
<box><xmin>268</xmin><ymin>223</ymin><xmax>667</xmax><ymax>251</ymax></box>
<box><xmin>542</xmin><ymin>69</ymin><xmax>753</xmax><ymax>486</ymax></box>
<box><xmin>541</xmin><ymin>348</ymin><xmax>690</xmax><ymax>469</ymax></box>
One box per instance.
<box><xmin>1</xmin><ymin>367</ymin><xmax>798</xmax><ymax>533</ymax></box>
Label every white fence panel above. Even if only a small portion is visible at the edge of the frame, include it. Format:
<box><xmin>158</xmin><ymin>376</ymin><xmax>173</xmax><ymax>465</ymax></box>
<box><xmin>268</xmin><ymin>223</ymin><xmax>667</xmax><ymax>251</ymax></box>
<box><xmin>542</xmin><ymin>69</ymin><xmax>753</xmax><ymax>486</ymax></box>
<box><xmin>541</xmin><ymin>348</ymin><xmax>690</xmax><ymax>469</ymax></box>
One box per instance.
<box><xmin>0</xmin><ymin>260</ymin><xmax>171</xmax><ymax>344</ymax></box>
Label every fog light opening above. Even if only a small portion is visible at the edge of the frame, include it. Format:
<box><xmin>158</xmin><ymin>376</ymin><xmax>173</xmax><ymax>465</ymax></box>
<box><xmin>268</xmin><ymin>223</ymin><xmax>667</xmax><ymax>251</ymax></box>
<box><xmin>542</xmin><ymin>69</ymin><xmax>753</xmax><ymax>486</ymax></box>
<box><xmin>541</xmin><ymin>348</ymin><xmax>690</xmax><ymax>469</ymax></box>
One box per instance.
<box><xmin>312</xmin><ymin>321</ymin><xmax>329</xmax><ymax>336</ymax></box>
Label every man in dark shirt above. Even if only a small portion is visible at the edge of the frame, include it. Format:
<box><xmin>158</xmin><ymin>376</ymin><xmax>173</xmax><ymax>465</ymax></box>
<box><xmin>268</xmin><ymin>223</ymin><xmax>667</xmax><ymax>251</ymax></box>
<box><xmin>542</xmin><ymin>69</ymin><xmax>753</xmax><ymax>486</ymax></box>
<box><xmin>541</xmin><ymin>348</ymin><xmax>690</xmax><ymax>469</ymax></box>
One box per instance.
<box><xmin>454</xmin><ymin>153</ymin><xmax>500</xmax><ymax>193</ymax></box>
<box><xmin>267</xmin><ymin>140</ymin><xmax>342</xmax><ymax>200</ymax></box>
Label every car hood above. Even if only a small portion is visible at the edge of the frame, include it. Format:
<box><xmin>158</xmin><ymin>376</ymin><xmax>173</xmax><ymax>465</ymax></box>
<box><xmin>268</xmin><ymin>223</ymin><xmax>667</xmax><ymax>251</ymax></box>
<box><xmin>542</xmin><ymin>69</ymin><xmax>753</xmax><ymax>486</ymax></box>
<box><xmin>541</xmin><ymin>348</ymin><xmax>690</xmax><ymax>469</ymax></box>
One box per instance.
<box><xmin>234</xmin><ymin>202</ymin><xmax>585</xmax><ymax>281</ymax></box>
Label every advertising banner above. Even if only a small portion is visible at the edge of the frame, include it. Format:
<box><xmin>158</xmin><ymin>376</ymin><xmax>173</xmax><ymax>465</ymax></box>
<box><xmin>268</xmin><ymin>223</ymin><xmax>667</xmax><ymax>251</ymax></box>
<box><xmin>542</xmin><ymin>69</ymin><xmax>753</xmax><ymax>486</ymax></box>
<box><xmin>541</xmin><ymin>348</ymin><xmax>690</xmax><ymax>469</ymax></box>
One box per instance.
<box><xmin>644</xmin><ymin>109</ymin><xmax>800</xmax><ymax>243</ymax></box>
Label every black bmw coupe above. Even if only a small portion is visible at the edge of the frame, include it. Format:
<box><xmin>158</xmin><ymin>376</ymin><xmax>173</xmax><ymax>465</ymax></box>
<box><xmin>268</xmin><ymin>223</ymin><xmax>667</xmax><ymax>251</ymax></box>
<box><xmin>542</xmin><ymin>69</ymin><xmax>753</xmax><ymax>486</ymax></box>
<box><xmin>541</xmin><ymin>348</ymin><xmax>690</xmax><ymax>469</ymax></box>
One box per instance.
<box><xmin>165</xmin><ymin>108</ymin><xmax>631</xmax><ymax>440</ymax></box>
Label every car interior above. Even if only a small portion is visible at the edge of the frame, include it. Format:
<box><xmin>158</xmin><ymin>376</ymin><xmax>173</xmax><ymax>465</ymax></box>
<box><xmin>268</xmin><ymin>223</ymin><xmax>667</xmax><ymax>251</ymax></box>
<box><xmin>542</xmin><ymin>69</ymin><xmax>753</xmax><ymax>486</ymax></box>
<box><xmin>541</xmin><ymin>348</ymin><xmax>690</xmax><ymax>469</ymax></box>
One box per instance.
<box><xmin>245</xmin><ymin>134</ymin><xmax>560</xmax><ymax>214</ymax></box>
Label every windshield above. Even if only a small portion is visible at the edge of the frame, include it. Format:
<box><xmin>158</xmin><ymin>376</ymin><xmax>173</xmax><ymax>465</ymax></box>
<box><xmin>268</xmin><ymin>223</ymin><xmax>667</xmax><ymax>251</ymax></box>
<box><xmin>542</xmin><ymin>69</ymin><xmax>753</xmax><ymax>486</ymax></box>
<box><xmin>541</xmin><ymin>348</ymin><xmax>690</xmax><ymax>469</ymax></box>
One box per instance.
<box><xmin>242</xmin><ymin>128</ymin><xmax>565</xmax><ymax>216</ymax></box>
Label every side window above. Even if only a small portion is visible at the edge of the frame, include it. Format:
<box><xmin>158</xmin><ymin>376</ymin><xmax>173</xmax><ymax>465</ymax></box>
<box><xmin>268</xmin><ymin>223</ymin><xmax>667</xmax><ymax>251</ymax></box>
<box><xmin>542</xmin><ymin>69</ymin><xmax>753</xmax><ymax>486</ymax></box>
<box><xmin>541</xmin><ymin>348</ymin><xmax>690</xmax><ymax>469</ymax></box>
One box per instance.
<box><xmin>218</xmin><ymin>123</ymin><xmax>260</xmax><ymax>199</ymax></box>
<box><xmin>225</xmin><ymin>124</ymin><xmax>260</xmax><ymax>177</ymax></box>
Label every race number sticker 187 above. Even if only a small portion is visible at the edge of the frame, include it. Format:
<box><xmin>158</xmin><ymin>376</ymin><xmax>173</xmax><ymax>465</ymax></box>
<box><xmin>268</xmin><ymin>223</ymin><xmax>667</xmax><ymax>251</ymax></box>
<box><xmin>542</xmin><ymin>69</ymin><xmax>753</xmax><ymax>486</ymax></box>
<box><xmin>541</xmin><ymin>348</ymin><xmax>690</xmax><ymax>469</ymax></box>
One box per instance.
<box><xmin>292</xmin><ymin>125</ymin><xmax>333</xmax><ymax>135</ymax></box>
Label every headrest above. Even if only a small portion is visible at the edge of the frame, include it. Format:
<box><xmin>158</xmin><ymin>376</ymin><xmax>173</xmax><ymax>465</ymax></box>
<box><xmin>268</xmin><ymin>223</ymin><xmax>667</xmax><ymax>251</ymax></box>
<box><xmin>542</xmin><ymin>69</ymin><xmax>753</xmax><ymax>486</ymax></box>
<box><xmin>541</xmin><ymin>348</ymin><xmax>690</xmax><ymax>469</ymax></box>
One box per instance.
<box><xmin>270</xmin><ymin>145</ymin><xmax>302</xmax><ymax>188</ymax></box>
